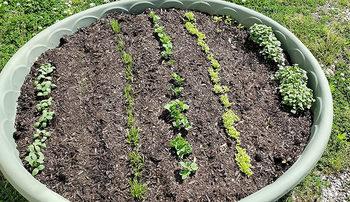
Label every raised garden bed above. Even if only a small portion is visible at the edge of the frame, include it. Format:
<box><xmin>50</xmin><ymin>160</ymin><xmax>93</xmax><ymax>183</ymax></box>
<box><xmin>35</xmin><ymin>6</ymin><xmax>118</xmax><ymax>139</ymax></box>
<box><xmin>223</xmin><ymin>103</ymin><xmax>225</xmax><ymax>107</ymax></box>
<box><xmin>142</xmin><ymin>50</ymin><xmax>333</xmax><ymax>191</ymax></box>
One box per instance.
<box><xmin>13</xmin><ymin>8</ymin><xmax>313</xmax><ymax>201</ymax></box>
<box><xmin>0</xmin><ymin>1</ymin><xmax>333</xmax><ymax>201</ymax></box>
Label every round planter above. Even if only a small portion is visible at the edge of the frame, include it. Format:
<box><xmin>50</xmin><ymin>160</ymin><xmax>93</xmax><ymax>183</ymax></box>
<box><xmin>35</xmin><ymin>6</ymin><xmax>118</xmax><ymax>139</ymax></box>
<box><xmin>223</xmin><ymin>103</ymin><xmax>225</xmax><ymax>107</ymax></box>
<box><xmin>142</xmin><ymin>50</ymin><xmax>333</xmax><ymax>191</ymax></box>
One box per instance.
<box><xmin>0</xmin><ymin>0</ymin><xmax>333</xmax><ymax>201</ymax></box>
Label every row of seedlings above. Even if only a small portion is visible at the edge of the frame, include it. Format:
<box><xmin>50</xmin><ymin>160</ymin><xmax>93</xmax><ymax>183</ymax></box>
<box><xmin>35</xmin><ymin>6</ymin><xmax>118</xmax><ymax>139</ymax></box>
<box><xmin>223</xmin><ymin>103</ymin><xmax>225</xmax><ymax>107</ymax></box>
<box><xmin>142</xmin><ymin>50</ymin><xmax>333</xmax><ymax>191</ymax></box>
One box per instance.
<box><xmin>110</xmin><ymin>19</ymin><xmax>147</xmax><ymax>199</ymax></box>
<box><xmin>249</xmin><ymin>24</ymin><xmax>315</xmax><ymax>114</ymax></box>
<box><xmin>25</xmin><ymin>63</ymin><xmax>56</xmax><ymax>176</ymax></box>
<box><xmin>150</xmin><ymin>11</ymin><xmax>198</xmax><ymax>179</ymax></box>
<box><xmin>165</xmin><ymin>73</ymin><xmax>198</xmax><ymax>179</ymax></box>
<box><xmin>183</xmin><ymin>12</ymin><xmax>253</xmax><ymax>176</ymax></box>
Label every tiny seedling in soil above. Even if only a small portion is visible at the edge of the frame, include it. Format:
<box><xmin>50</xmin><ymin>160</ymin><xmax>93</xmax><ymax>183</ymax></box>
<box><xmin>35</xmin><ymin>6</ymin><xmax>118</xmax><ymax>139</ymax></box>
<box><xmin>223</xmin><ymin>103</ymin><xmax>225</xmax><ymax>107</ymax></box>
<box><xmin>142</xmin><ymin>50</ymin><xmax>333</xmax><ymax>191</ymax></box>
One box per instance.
<box><xmin>25</xmin><ymin>139</ymin><xmax>46</xmax><ymax>176</ymax></box>
<box><xmin>110</xmin><ymin>19</ymin><xmax>121</xmax><ymax>34</ymax></box>
<box><xmin>170</xmin><ymin>134</ymin><xmax>192</xmax><ymax>158</ymax></box>
<box><xmin>179</xmin><ymin>161</ymin><xmax>198</xmax><ymax>180</ymax></box>
<box><xmin>36</xmin><ymin>97</ymin><xmax>52</xmax><ymax>111</ymax></box>
<box><xmin>170</xmin><ymin>86</ymin><xmax>183</xmax><ymax>97</ymax></box>
<box><xmin>34</xmin><ymin>109</ymin><xmax>54</xmax><ymax>128</ymax></box>
<box><xmin>150</xmin><ymin>11</ymin><xmax>172</xmax><ymax>59</ymax></box>
<box><xmin>220</xmin><ymin>94</ymin><xmax>232</xmax><ymax>108</ymax></box>
<box><xmin>171</xmin><ymin>73</ymin><xmax>184</xmax><ymax>86</ymax></box>
<box><xmin>127</xmin><ymin>178</ymin><xmax>147</xmax><ymax>200</ymax></box>
<box><xmin>235</xmin><ymin>146</ymin><xmax>253</xmax><ymax>176</ymax></box>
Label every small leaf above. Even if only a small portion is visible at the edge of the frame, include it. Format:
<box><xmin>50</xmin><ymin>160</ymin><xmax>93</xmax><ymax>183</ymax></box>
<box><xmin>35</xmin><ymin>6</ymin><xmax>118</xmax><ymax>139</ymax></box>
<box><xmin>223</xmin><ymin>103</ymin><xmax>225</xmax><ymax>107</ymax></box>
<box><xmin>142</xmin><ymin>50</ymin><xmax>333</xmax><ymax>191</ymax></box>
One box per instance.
<box><xmin>191</xmin><ymin>163</ymin><xmax>198</xmax><ymax>170</ymax></box>
<box><xmin>32</xmin><ymin>168</ymin><xmax>39</xmax><ymax>176</ymax></box>
<box><xmin>37</xmin><ymin>165</ymin><xmax>45</xmax><ymax>170</ymax></box>
<box><xmin>34</xmin><ymin>122</ymin><xmax>40</xmax><ymax>128</ymax></box>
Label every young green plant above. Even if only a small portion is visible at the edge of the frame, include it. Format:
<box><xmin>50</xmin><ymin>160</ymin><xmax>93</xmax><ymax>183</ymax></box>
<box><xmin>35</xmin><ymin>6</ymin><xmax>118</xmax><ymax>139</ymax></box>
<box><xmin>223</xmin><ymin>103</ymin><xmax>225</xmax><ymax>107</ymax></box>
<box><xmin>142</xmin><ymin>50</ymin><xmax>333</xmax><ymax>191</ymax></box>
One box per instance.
<box><xmin>170</xmin><ymin>134</ymin><xmax>192</xmax><ymax>158</ymax></box>
<box><xmin>179</xmin><ymin>161</ymin><xmax>198</xmax><ymax>179</ymax></box>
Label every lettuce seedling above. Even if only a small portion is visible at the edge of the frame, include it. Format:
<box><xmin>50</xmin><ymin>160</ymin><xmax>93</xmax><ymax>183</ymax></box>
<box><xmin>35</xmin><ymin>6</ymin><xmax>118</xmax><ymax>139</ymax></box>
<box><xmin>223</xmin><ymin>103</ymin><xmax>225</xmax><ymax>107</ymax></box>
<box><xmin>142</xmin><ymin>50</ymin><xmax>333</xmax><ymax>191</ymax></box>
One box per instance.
<box><xmin>179</xmin><ymin>161</ymin><xmax>198</xmax><ymax>179</ymax></box>
<box><xmin>220</xmin><ymin>94</ymin><xmax>231</xmax><ymax>108</ymax></box>
<box><xmin>184</xmin><ymin>12</ymin><xmax>195</xmax><ymax>22</ymax></box>
<box><xmin>150</xmin><ymin>11</ymin><xmax>172</xmax><ymax>59</ymax></box>
<box><xmin>171</xmin><ymin>73</ymin><xmax>184</xmax><ymax>86</ymax></box>
<box><xmin>235</xmin><ymin>145</ymin><xmax>253</xmax><ymax>176</ymax></box>
<box><xmin>170</xmin><ymin>134</ymin><xmax>192</xmax><ymax>158</ymax></box>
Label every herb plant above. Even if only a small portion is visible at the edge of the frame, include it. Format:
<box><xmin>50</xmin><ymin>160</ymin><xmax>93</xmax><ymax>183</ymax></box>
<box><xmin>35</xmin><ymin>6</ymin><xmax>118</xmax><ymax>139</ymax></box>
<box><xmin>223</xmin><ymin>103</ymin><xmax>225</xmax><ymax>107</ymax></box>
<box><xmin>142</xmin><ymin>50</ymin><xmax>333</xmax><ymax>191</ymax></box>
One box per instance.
<box><xmin>179</xmin><ymin>161</ymin><xmax>198</xmax><ymax>179</ymax></box>
<box><xmin>249</xmin><ymin>23</ymin><xmax>285</xmax><ymax>65</ymax></box>
<box><xmin>170</xmin><ymin>135</ymin><xmax>192</xmax><ymax>158</ymax></box>
<box><xmin>273</xmin><ymin>64</ymin><xmax>315</xmax><ymax>113</ymax></box>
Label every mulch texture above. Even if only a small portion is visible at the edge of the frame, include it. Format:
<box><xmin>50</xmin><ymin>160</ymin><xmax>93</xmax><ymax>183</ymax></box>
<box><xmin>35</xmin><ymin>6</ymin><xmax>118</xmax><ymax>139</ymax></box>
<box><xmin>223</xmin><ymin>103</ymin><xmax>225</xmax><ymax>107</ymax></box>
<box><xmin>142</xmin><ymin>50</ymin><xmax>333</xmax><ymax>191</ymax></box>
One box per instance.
<box><xmin>14</xmin><ymin>8</ymin><xmax>312</xmax><ymax>201</ymax></box>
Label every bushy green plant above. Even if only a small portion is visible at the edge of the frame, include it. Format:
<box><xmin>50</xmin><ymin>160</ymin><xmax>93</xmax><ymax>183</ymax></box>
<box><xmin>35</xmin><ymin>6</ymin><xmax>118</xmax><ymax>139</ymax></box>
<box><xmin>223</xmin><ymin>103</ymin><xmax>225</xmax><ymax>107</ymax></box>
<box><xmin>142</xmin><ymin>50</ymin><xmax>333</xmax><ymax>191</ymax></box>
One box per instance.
<box><xmin>273</xmin><ymin>64</ymin><xmax>315</xmax><ymax>113</ymax></box>
<box><xmin>179</xmin><ymin>161</ymin><xmax>198</xmax><ymax>179</ymax></box>
<box><xmin>170</xmin><ymin>135</ymin><xmax>192</xmax><ymax>158</ymax></box>
<box><xmin>249</xmin><ymin>23</ymin><xmax>285</xmax><ymax>65</ymax></box>
<box><xmin>164</xmin><ymin>100</ymin><xmax>192</xmax><ymax>130</ymax></box>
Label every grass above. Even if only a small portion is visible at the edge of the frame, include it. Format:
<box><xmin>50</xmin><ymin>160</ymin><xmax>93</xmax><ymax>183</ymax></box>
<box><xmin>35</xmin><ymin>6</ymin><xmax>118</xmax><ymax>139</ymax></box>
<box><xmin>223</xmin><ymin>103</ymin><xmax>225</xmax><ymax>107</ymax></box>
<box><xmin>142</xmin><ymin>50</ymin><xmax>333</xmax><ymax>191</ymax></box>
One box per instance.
<box><xmin>0</xmin><ymin>0</ymin><xmax>349</xmax><ymax>201</ymax></box>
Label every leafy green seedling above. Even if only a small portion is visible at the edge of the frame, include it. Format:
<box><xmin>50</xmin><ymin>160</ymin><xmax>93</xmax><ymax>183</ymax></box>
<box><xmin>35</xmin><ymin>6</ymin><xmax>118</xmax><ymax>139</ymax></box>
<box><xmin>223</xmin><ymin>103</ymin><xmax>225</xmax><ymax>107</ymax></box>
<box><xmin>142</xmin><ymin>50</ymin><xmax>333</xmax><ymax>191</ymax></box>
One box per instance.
<box><xmin>150</xmin><ymin>11</ymin><xmax>172</xmax><ymax>59</ymax></box>
<box><xmin>184</xmin><ymin>12</ymin><xmax>195</xmax><ymax>22</ymax></box>
<box><xmin>212</xmin><ymin>16</ymin><xmax>222</xmax><ymax>23</ymax></box>
<box><xmin>35</xmin><ymin>80</ymin><xmax>56</xmax><ymax>96</ymax></box>
<box><xmin>170</xmin><ymin>134</ymin><xmax>192</xmax><ymax>158</ymax></box>
<box><xmin>25</xmin><ymin>139</ymin><xmax>46</xmax><ymax>176</ymax></box>
<box><xmin>220</xmin><ymin>94</ymin><xmax>231</xmax><ymax>108</ymax></box>
<box><xmin>235</xmin><ymin>146</ymin><xmax>253</xmax><ymax>176</ymax></box>
<box><xmin>223</xmin><ymin>110</ymin><xmax>239</xmax><ymax>128</ymax></box>
<box><xmin>169</xmin><ymin>60</ymin><xmax>176</xmax><ymax>65</ymax></box>
<box><xmin>170</xmin><ymin>86</ymin><xmax>183</xmax><ymax>97</ymax></box>
<box><xmin>208</xmin><ymin>68</ymin><xmax>220</xmax><ymax>84</ymax></box>
<box><xmin>36</xmin><ymin>97</ymin><xmax>52</xmax><ymax>111</ymax></box>
<box><xmin>213</xmin><ymin>84</ymin><xmax>229</xmax><ymax>94</ymax></box>
<box><xmin>127</xmin><ymin>126</ymin><xmax>140</xmax><ymax>146</ymax></box>
<box><xmin>171</xmin><ymin>73</ymin><xmax>184</xmax><ymax>86</ymax></box>
<box><xmin>179</xmin><ymin>161</ymin><xmax>198</xmax><ymax>179</ymax></box>
<box><xmin>164</xmin><ymin>100</ymin><xmax>192</xmax><ymax>130</ymax></box>
<box><xmin>34</xmin><ymin>109</ymin><xmax>54</xmax><ymax>128</ymax></box>
<box><xmin>33</xmin><ymin>129</ymin><xmax>51</xmax><ymax>143</ymax></box>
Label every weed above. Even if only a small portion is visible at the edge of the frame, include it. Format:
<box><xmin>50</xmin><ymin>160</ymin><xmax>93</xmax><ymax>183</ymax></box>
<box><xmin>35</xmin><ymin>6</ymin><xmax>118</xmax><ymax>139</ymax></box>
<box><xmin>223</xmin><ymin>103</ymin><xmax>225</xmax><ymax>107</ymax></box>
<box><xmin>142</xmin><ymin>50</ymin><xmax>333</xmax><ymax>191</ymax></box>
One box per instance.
<box><xmin>170</xmin><ymin>134</ymin><xmax>192</xmax><ymax>158</ymax></box>
<box><xmin>179</xmin><ymin>161</ymin><xmax>198</xmax><ymax>179</ymax></box>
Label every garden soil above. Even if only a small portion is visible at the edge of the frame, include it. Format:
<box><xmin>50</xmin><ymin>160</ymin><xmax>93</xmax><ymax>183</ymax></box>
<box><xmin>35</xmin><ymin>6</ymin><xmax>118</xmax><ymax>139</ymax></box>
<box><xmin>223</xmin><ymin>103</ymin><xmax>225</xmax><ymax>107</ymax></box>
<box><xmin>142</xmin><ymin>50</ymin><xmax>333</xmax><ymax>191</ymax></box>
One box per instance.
<box><xmin>13</xmin><ymin>8</ymin><xmax>312</xmax><ymax>202</ymax></box>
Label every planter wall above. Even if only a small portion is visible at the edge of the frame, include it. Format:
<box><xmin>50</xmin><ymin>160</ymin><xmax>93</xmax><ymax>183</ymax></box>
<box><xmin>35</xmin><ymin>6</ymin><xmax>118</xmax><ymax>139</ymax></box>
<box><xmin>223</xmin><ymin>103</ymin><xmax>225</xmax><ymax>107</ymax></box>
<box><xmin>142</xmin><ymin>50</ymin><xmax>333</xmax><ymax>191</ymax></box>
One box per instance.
<box><xmin>0</xmin><ymin>0</ymin><xmax>332</xmax><ymax>201</ymax></box>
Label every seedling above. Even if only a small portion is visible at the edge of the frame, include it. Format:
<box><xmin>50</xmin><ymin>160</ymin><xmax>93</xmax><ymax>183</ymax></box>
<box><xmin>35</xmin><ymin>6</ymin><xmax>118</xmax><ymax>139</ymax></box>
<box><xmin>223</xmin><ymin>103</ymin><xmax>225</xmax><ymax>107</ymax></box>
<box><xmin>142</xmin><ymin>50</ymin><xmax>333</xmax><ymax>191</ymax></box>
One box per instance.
<box><xmin>170</xmin><ymin>134</ymin><xmax>192</xmax><ymax>158</ymax></box>
<box><xmin>33</xmin><ymin>129</ymin><xmax>51</xmax><ymax>143</ymax></box>
<box><xmin>171</xmin><ymin>73</ymin><xmax>184</xmax><ymax>86</ymax></box>
<box><xmin>220</xmin><ymin>94</ymin><xmax>231</xmax><ymax>108</ymax></box>
<box><xmin>184</xmin><ymin>12</ymin><xmax>195</xmax><ymax>22</ymax></box>
<box><xmin>170</xmin><ymin>86</ymin><xmax>183</xmax><ymax>97</ymax></box>
<box><xmin>169</xmin><ymin>60</ymin><xmax>176</xmax><ymax>65</ymax></box>
<box><xmin>212</xmin><ymin>16</ymin><xmax>222</xmax><ymax>23</ymax></box>
<box><xmin>179</xmin><ymin>161</ymin><xmax>198</xmax><ymax>179</ymax></box>
<box><xmin>34</xmin><ymin>109</ymin><xmax>54</xmax><ymax>128</ymax></box>
<box><xmin>34</xmin><ymin>63</ymin><xmax>56</xmax><ymax>96</ymax></box>
<box><xmin>25</xmin><ymin>139</ymin><xmax>46</xmax><ymax>176</ymax></box>
<box><xmin>127</xmin><ymin>126</ymin><xmax>140</xmax><ymax>146</ymax></box>
<box><xmin>150</xmin><ymin>11</ymin><xmax>172</xmax><ymax>59</ymax></box>
<box><xmin>273</xmin><ymin>64</ymin><xmax>315</xmax><ymax>113</ymax></box>
<box><xmin>235</xmin><ymin>146</ymin><xmax>253</xmax><ymax>176</ymax></box>
<box><xmin>128</xmin><ymin>178</ymin><xmax>147</xmax><ymax>200</ymax></box>
<box><xmin>36</xmin><ymin>97</ymin><xmax>52</xmax><ymax>111</ymax></box>
<box><xmin>208</xmin><ymin>68</ymin><xmax>221</xmax><ymax>84</ymax></box>
<box><xmin>213</xmin><ymin>84</ymin><xmax>229</xmax><ymax>94</ymax></box>
<box><xmin>110</xmin><ymin>19</ymin><xmax>121</xmax><ymax>34</ymax></box>
<box><xmin>164</xmin><ymin>100</ymin><xmax>192</xmax><ymax>130</ymax></box>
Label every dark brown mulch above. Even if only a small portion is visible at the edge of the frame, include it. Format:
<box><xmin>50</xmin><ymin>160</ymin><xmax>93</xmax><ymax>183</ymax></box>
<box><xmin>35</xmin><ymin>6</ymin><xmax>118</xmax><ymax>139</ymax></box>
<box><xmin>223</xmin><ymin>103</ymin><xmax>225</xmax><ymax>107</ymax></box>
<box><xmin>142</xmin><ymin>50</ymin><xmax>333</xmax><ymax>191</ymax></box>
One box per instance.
<box><xmin>13</xmin><ymin>8</ymin><xmax>312</xmax><ymax>201</ymax></box>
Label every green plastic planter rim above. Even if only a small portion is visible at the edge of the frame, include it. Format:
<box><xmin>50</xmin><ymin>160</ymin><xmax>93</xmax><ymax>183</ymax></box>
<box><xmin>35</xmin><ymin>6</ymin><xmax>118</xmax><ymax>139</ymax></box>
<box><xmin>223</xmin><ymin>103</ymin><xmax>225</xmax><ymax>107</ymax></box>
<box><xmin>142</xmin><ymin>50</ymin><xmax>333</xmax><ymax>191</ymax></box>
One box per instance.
<box><xmin>0</xmin><ymin>0</ymin><xmax>333</xmax><ymax>201</ymax></box>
